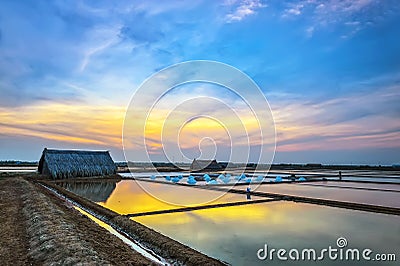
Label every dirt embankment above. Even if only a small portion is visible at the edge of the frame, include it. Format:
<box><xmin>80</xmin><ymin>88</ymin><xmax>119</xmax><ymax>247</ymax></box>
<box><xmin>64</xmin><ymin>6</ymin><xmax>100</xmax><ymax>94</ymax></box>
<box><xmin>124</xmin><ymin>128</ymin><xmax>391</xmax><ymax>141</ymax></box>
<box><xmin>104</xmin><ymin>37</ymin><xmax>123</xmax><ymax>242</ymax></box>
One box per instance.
<box><xmin>41</xmin><ymin>180</ymin><xmax>226</xmax><ymax>266</ymax></box>
<box><xmin>0</xmin><ymin>176</ymin><xmax>153</xmax><ymax>265</ymax></box>
<box><xmin>0</xmin><ymin>177</ymin><xmax>31</xmax><ymax>265</ymax></box>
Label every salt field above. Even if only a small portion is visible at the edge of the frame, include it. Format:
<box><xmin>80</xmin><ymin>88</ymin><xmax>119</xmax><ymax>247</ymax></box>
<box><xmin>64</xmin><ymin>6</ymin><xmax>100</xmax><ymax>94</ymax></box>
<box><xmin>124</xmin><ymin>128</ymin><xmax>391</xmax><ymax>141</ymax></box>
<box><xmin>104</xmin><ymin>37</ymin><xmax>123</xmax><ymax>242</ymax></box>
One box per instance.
<box><xmin>299</xmin><ymin>181</ymin><xmax>400</xmax><ymax>192</ymax></box>
<box><xmin>56</xmin><ymin>169</ymin><xmax>400</xmax><ymax>264</ymax></box>
<box><xmin>134</xmin><ymin>201</ymin><xmax>400</xmax><ymax>266</ymax></box>
<box><xmin>0</xmin><ymin>166</ymin><xmax>37</xmax><ymax>172</ymax></box>
<box><xmin>120</xmin><ymin>170</ymin><xmax>400</xmax><ymax>184</ymax></box>
<box><xmin>59</xmin><ymin>179</ymin><xmax>264</xmax><ymax>214</ymax></box>
<box><xmin>250</xmin><ymin>183</ymin><xmax>400</xmax><ymax>208</ymax></box>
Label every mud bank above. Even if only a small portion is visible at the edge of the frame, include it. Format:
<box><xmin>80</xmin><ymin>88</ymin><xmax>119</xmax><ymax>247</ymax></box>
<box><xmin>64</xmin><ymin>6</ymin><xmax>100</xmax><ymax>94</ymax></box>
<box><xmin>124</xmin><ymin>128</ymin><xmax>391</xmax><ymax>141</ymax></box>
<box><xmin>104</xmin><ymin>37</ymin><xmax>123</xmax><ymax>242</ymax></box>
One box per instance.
<box><xmin>40</xmin><ymin>180</ymin><xmax>226</xmax><ymax>266</ymax></box>
<box><xmin>1</xmin><ymin>176</ymin><xmax>153</xmax><ymax>265</ymax></box>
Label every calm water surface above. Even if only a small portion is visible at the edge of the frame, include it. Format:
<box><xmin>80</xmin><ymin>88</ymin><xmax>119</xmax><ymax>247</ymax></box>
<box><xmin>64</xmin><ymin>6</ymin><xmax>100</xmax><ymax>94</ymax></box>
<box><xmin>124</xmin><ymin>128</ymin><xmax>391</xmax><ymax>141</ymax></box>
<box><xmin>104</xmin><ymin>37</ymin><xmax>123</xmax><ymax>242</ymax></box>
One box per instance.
<box><xmin>135</xmin><ymin>201</ymin><xmax>400</xmax><ymax>265</ymax></box>
<box><xmin>59</xmin><ymin>179</ymin><xmax>400</xmax><ymax>265</ymax></box>
<box><xmin>299</xmin><ymin>181</ymin><xmax>400</xmax><ymax>191</ymax></box>
<box><xmin>250</xmin><ymin>184</ymin><xmax>400</xmax><ymax>208</ymax></box>
<box><xmin>60</xmin><ymin>180</ymin><xmax>263</xmax><ymax>214</ymax></box>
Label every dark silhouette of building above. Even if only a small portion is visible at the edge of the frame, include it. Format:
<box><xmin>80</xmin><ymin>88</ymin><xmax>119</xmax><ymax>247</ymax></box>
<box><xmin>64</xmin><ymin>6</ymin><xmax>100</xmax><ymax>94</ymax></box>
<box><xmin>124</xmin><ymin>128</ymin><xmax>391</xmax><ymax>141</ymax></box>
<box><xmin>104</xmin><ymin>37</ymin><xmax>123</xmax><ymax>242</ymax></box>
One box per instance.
<box><xmin>190</xmin><ymin>159</ymin><xmax>222</xmax><ymax>172</ymax></box>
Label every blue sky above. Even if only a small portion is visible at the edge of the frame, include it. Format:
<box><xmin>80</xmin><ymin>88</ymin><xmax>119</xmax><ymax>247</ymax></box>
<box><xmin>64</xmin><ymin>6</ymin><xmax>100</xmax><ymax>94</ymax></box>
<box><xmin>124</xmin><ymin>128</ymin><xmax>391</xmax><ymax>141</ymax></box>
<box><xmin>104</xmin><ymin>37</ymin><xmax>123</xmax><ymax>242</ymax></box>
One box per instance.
<box><xmin>0</xmin><ymin>0</ymin><xmax>399</xmax><ymax>164</ymax></box>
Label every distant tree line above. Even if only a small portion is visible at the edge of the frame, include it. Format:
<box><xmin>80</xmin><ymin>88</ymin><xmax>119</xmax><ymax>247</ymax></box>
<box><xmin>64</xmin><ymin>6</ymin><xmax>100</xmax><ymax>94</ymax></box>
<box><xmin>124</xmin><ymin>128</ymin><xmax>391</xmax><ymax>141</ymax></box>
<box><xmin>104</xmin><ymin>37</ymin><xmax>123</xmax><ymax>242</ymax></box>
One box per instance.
<box><xmin>2</xmin><ymin>160</ymin><xmax>398</xmax><ymax>171</ymax></box>
<box><xmin>0</xmin><ymin>161</ymin><xmax>38</xmax><ymax>166</ymax></box>
<box><xmin>117</xmin><ymin>161</ymin><xmax>400</xmax><ymax>171</ymax></box>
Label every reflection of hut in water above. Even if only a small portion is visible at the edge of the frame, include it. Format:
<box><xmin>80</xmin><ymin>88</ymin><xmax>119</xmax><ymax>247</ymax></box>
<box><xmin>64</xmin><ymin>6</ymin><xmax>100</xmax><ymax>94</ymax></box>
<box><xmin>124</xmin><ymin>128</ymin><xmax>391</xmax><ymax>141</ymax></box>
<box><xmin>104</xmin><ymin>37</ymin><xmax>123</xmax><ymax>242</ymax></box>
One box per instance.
<box><xmin>190</xmin><ymin>159</ymin><xmax>222</xmax><ymax>172</ymax></box>
<box><xmin>38</xmin><ymin>148</ymin><xmax>117</xmax><ymax>179</ymax></box>
<box><xmin>59</xmin><ymin>181</ymin><xmax>118</xmax><ymax>202</ymax></box>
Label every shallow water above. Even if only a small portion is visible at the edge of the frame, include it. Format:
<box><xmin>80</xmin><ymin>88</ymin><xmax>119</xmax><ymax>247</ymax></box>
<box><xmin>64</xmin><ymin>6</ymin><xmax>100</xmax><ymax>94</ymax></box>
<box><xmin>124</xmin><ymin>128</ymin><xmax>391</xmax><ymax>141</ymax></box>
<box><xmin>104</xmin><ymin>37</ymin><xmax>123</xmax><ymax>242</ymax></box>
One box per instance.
<box><xmin>59</xmin><ymin>177</ymin><xmax>400</xmax><ymax>265</ymax></box>
<box><xmin>119</xmin><ymin>172</ymin><xmax>191</xmax><ymax>178</ymax></box>
<box><xmin>251</xmin><ymin>183</ymin><xmax>400</xmax><ymax>208</ymax></box>
<box><xmin>342</xmin><ymin>176</ymin><xmax>400</xmax><ymax>183</ymax></box>
<box><xmin>74</xmin><ymin>206</ymin><xmax>165</xmax><ymax>264</ymax></box>
<box><xmin>60</xmin><ymin>180</ymin><xmax>263</xmax><ymax>214</ymax></box>
<box><xmin>299</xmin><ymin>181</ymin><xmax>400</xmax><ymax>192</ymax></box>
<box><xmin>134</xmin><ymin>201</ymin><xmax>400</xmax><ymax>266</ymax></box>
<box><xmin>0</xmin><ymin>166</ymin><xmax>37</xmax><ymax>172</ymax></box>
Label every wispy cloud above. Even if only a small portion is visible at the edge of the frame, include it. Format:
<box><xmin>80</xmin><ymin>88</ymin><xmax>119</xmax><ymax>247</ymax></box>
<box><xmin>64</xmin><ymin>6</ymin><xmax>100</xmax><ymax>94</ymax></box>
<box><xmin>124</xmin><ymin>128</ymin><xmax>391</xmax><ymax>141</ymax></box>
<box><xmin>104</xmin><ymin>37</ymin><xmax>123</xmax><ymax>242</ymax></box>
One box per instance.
<box><xmin>280</xmin><ymin>0</ymin><xmax>393</xmax><ymax>38</ymax></box>
<box><xmin>225</xmin><ymin>0</ymin><xmax>266</xmax><ymax>22</ymax></box>
<box><xmin>282</xmin><ymin>3</ymin><xmax>305</xmax><ymax>18</ymax></box>
<box><xmin>270</xmin><ymin>83</ymin><xmax>400</xmax><ymax>152</ymax></box>
<box><xmin>79</xmin><ymin>25</ymin><xmax>121</xmax><ymax>72</ymax></box>
<box><xmin>0</xmin><ymin>104</ymin><xmax>125</xmax><ymax>146</ymax></box>
<box><xmin>305</xmin><ymin>26</ymin><xmax>314</xmax><ymax>38</ymax></box>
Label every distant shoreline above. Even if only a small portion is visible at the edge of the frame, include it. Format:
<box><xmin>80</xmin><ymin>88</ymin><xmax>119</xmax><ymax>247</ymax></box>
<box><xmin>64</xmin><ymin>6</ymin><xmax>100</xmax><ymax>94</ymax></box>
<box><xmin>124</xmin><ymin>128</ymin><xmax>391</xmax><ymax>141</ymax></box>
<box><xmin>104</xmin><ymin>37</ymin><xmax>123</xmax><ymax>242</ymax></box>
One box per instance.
<box><xmin>1</xmin><ymin>161</ymin><xmax>399</xmax><ymax>171</ymax></box>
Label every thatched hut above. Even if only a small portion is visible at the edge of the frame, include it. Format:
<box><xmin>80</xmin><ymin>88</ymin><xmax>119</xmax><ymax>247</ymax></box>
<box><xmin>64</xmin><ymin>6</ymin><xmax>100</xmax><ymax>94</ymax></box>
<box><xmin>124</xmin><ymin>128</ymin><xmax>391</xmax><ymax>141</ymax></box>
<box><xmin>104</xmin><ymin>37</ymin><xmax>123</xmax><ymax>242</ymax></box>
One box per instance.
<box><xmin>190</xmin><ymin>159</ymin><xmax>222</xmax><ymax>172</ymax></box>
<box><xmin>38</xmin><ymin>148</ymin><xmax>117</xmax><ymax>179</ymax></box>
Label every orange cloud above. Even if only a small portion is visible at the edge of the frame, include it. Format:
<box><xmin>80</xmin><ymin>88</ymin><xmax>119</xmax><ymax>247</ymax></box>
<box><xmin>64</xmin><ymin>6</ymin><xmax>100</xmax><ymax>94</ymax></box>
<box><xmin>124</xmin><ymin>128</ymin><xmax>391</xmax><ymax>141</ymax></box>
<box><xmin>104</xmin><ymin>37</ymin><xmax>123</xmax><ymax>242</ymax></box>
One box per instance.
<box><xmin>0</xmin><ymin>103</ymin><xmax>124</xmax><ymax>146</ymax></box>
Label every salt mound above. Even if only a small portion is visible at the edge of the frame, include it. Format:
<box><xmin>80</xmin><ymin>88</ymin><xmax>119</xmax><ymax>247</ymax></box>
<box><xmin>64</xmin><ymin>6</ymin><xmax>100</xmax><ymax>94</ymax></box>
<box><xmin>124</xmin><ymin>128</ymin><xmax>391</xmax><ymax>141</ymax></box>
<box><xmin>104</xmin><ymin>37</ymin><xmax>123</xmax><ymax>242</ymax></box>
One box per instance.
<box><xmin>256</xmin><ymin>175</ymin><xmax>264</xmax><ymax>182</ymax></box>
<box><xmin>275</xmin><ymin>176</ymin><xmax>282</xmax><ymax>182</ymax></box>
<box><xmin>235</xmin><ymin>173</ymin><xmax>246</xmax><ymax>181</ymax></box>
<box><xmin>171</xmin><ymin>177</ymin><xmax>180</xmax><ymax>183</ymax></box>
<box><xmin>165</xmin><ymin>176</ymin><xmax>171</xmax><ymax>181</ymax></box>
<box><xmin>221</xmin><ymin>176</ymin><xmax>231</xmax><ymax>184</ymax></box>
<box><xmin>150</xmin><ymin>175</ymin><xmax>156</xmax><ymax>180</ymax></box>
<box><xmin>298</xmin><ymin>177</ymin><xmax>306</xmax><ymax>181</ymax></box>
<box><xmin>207</xmin><ymin>180</ymin><xmax>218</xmax><ymax>185</ymax></box>
<box><xmin>187</xmin><ymin>177</ymin><xmax>197</xmax><ymax>185</ymax></box>
<box><xmin>203</xmin><ymin>174</ymin><xmax>211</xmax><ymax>182</ymax></box>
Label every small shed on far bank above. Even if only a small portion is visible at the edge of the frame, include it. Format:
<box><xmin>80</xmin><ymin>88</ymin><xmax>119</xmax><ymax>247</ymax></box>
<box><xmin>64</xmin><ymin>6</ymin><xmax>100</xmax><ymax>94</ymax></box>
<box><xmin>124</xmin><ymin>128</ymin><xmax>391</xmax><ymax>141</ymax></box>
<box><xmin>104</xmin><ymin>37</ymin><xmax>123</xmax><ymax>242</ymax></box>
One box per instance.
<box><xmin>190</xmin><ymin>159</ymin><xmax>222</xmax><ymax>172</ymax></box>
<box><xmin>38</xmin><ymin>148</ymin><xmax>117</xmax><ymax>179</ymax></box>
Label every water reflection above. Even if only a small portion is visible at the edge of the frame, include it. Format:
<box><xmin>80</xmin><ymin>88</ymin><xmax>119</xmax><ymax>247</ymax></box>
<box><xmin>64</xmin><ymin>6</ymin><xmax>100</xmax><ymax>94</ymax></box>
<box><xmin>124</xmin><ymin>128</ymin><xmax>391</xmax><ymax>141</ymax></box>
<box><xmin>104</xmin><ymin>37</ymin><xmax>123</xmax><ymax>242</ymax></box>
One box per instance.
<box><xmin>58</xmin><ymin>181</ymin><xmax>118</xmax><ymax>203</ymax></box>
<box><xmin>300</xmin><ymin>181</ymin><xmax>400</xmax><ymax>192</ymax></box>
<box><xmin>135</xmin><ymin>201</ymin><xmax>400</xmax><ymax>266</ymax></box>
<box><xmin>253</xmin><ymin>184</ymin><xmax>400</xmax><ymax>208</ymax></box>
<box><xmin>60</xmin><ymin>180</ymin><xmax>264</xmax><ymax>215</ymax></box>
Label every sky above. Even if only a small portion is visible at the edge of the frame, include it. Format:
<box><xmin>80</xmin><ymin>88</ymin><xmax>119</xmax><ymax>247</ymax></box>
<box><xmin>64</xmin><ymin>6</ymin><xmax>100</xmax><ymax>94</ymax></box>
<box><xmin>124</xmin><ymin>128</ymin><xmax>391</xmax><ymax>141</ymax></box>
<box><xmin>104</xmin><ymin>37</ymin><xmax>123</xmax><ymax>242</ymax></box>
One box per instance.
<box><xmin>0</xmin><ymin>0</ymin><xmax>399</xmax><ymax>165</ymax></box>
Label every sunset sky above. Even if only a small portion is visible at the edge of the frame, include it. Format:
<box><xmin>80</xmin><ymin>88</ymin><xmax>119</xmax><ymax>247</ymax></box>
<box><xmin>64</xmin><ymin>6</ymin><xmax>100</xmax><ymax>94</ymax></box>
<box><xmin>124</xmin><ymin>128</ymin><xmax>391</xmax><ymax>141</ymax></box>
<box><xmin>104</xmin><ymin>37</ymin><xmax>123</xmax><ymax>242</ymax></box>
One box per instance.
<box><xmin>1</xmin><ymin>0</ymin><xmax>399</xmax><ymax>164</ymax></box>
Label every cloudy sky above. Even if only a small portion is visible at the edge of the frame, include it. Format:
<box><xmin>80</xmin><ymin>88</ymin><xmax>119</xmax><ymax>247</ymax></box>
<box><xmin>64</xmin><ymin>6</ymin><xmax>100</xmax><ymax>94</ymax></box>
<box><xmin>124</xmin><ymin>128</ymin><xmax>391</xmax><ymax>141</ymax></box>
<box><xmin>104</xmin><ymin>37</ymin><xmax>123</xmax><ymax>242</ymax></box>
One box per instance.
<box><xmin>0</xmin><ymin>0</ymin><xmax>399</xmax><ymax>164</ymax></box>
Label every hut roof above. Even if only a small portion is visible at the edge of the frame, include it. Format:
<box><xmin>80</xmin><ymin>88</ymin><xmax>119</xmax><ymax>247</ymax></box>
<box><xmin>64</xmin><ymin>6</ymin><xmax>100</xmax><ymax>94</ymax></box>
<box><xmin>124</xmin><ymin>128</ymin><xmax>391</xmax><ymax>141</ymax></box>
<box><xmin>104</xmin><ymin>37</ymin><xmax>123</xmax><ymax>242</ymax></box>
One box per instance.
<box><xmin>190</xmin><ymin>159</ymin><xmax>222</xmax><ymax>172</ymax></box>
<box><xmin>38</xmin><ymin>148</ymin><xmax>117</xmax><ymax>179</ymax></box>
